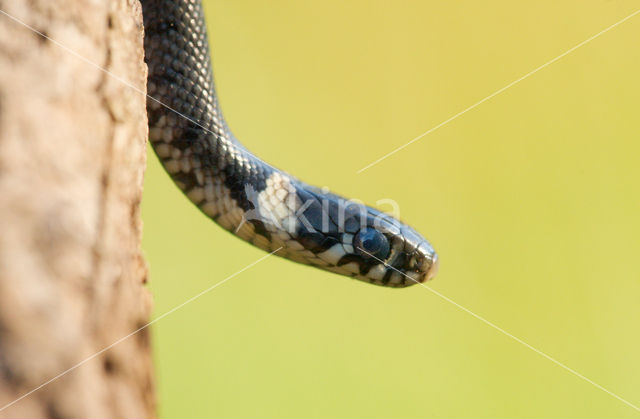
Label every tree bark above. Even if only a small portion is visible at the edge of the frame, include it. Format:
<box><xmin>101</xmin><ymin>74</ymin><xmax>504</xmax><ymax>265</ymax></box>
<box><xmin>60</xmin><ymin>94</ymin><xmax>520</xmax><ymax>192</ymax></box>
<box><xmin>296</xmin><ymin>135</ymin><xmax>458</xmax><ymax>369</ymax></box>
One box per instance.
<box><xmin>0</xmin><ymin>0</ymin><xmax>154</xmax><ymax>418</ymax></box>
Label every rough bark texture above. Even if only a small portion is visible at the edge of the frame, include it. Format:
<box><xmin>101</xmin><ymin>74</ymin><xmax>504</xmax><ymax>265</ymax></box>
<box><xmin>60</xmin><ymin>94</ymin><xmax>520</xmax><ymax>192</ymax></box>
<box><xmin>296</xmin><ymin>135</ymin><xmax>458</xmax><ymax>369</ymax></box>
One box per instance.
<box><xmin>0</xmin><ymin>0</ymin><xmax>154</xmax><ymax>418</ymax></box>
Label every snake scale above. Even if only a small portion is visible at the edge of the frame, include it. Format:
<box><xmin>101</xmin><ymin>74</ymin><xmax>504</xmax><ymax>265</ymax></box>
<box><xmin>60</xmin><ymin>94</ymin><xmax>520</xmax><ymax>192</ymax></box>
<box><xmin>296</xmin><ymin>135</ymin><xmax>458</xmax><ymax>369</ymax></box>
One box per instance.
<box><xmin>141</xmin><ymin>0</ymin><xmax>438</xmax><ymax>287</ymax></box>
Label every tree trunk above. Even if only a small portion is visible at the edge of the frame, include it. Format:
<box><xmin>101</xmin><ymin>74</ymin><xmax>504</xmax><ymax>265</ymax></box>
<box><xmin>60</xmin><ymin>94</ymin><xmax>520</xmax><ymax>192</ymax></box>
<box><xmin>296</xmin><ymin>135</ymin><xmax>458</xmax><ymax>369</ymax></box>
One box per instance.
<box><xmin>0</xmin><ymin>0</ymin><xmax>154</xmax><ymax>418</ymax></box>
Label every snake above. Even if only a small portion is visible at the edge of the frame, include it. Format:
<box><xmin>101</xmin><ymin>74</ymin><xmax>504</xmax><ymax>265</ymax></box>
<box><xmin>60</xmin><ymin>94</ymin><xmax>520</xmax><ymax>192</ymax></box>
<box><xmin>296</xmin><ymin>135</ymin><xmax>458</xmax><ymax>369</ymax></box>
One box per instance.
<box><xmin>140</xmin><ymin>0</ymin><xmax>438</xmax><ymax>287</ymax></box>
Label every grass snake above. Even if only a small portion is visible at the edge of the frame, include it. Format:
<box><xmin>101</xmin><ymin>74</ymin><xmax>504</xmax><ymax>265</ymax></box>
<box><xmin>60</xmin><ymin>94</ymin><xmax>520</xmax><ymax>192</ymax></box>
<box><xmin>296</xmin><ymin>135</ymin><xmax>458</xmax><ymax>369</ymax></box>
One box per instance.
<box><xmin>141</xmin><ymin>0</ymin><xmax>438</xmax><ymax>287</ymax></box>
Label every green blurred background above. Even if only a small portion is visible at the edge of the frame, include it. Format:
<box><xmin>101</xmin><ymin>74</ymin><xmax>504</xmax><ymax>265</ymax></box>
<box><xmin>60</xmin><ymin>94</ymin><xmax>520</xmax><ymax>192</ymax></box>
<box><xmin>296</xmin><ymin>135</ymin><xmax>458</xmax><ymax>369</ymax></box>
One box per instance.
<box><xmin>142</xmin><ymin>1</ymin><xmax>640</xmax><ymax>417</ymax></box>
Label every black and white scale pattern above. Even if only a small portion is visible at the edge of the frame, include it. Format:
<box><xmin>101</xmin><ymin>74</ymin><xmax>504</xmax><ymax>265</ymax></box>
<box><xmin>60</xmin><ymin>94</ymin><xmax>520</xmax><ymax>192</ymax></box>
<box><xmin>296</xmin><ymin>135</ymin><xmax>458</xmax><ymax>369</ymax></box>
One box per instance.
<box><xmin>141</xmin><ymin>0</ymin><xmax>438</xmax><ymax>287</ymax></box>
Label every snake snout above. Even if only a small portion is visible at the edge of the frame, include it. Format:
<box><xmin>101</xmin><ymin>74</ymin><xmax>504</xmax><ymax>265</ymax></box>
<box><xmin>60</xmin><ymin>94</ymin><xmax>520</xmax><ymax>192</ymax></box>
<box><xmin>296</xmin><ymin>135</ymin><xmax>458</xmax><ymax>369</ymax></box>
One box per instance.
<box><xmin>414</xmin><ymin>241</ymin><xmax>438</xmax><ymax>283</ymax></box>
<box><xmin>424</xmin><ymin>253</ymin><xmax>439</xmax><ymax>282</ymax></box>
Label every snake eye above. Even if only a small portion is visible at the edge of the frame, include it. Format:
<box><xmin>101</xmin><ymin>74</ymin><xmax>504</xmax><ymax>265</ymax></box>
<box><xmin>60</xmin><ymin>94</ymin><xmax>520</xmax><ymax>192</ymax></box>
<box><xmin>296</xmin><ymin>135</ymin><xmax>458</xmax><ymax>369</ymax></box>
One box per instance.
<box><xmin>354</xmin><ymin>228</ymin><xmax>390</xmax><ymax>260</ymax></box>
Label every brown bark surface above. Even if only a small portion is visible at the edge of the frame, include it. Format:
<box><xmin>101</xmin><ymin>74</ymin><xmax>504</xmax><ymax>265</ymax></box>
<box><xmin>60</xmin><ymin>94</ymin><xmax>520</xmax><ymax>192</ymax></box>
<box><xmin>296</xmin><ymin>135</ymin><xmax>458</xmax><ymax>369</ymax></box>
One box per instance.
<box><xmin>0</xmin><ymin>0</ymin><xmax>154</xmax><ymax>418</ymax></box>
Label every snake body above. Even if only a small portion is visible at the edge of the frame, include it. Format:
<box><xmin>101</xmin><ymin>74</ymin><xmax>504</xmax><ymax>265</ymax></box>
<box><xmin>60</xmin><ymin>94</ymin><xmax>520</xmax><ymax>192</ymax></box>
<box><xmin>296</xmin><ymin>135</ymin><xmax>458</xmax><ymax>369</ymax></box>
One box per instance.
<box><xmin>141</xmin><ymin>0</ymin><xmax>438</xmax><ymax>287</ymax></box>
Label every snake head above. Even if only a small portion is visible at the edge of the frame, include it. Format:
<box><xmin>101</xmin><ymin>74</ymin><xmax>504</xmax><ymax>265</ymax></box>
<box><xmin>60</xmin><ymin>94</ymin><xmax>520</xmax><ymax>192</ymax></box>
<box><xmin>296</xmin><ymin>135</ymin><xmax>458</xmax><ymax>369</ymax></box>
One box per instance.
<box><xmin>240</xmin><ymin>175</ymin><xmax>437</xmax><ymax>287</ymax></box>
<box><xmin>254</xmin><ymin>180</ymin><xmax>439</xmax><ymax>287</ymax></box>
